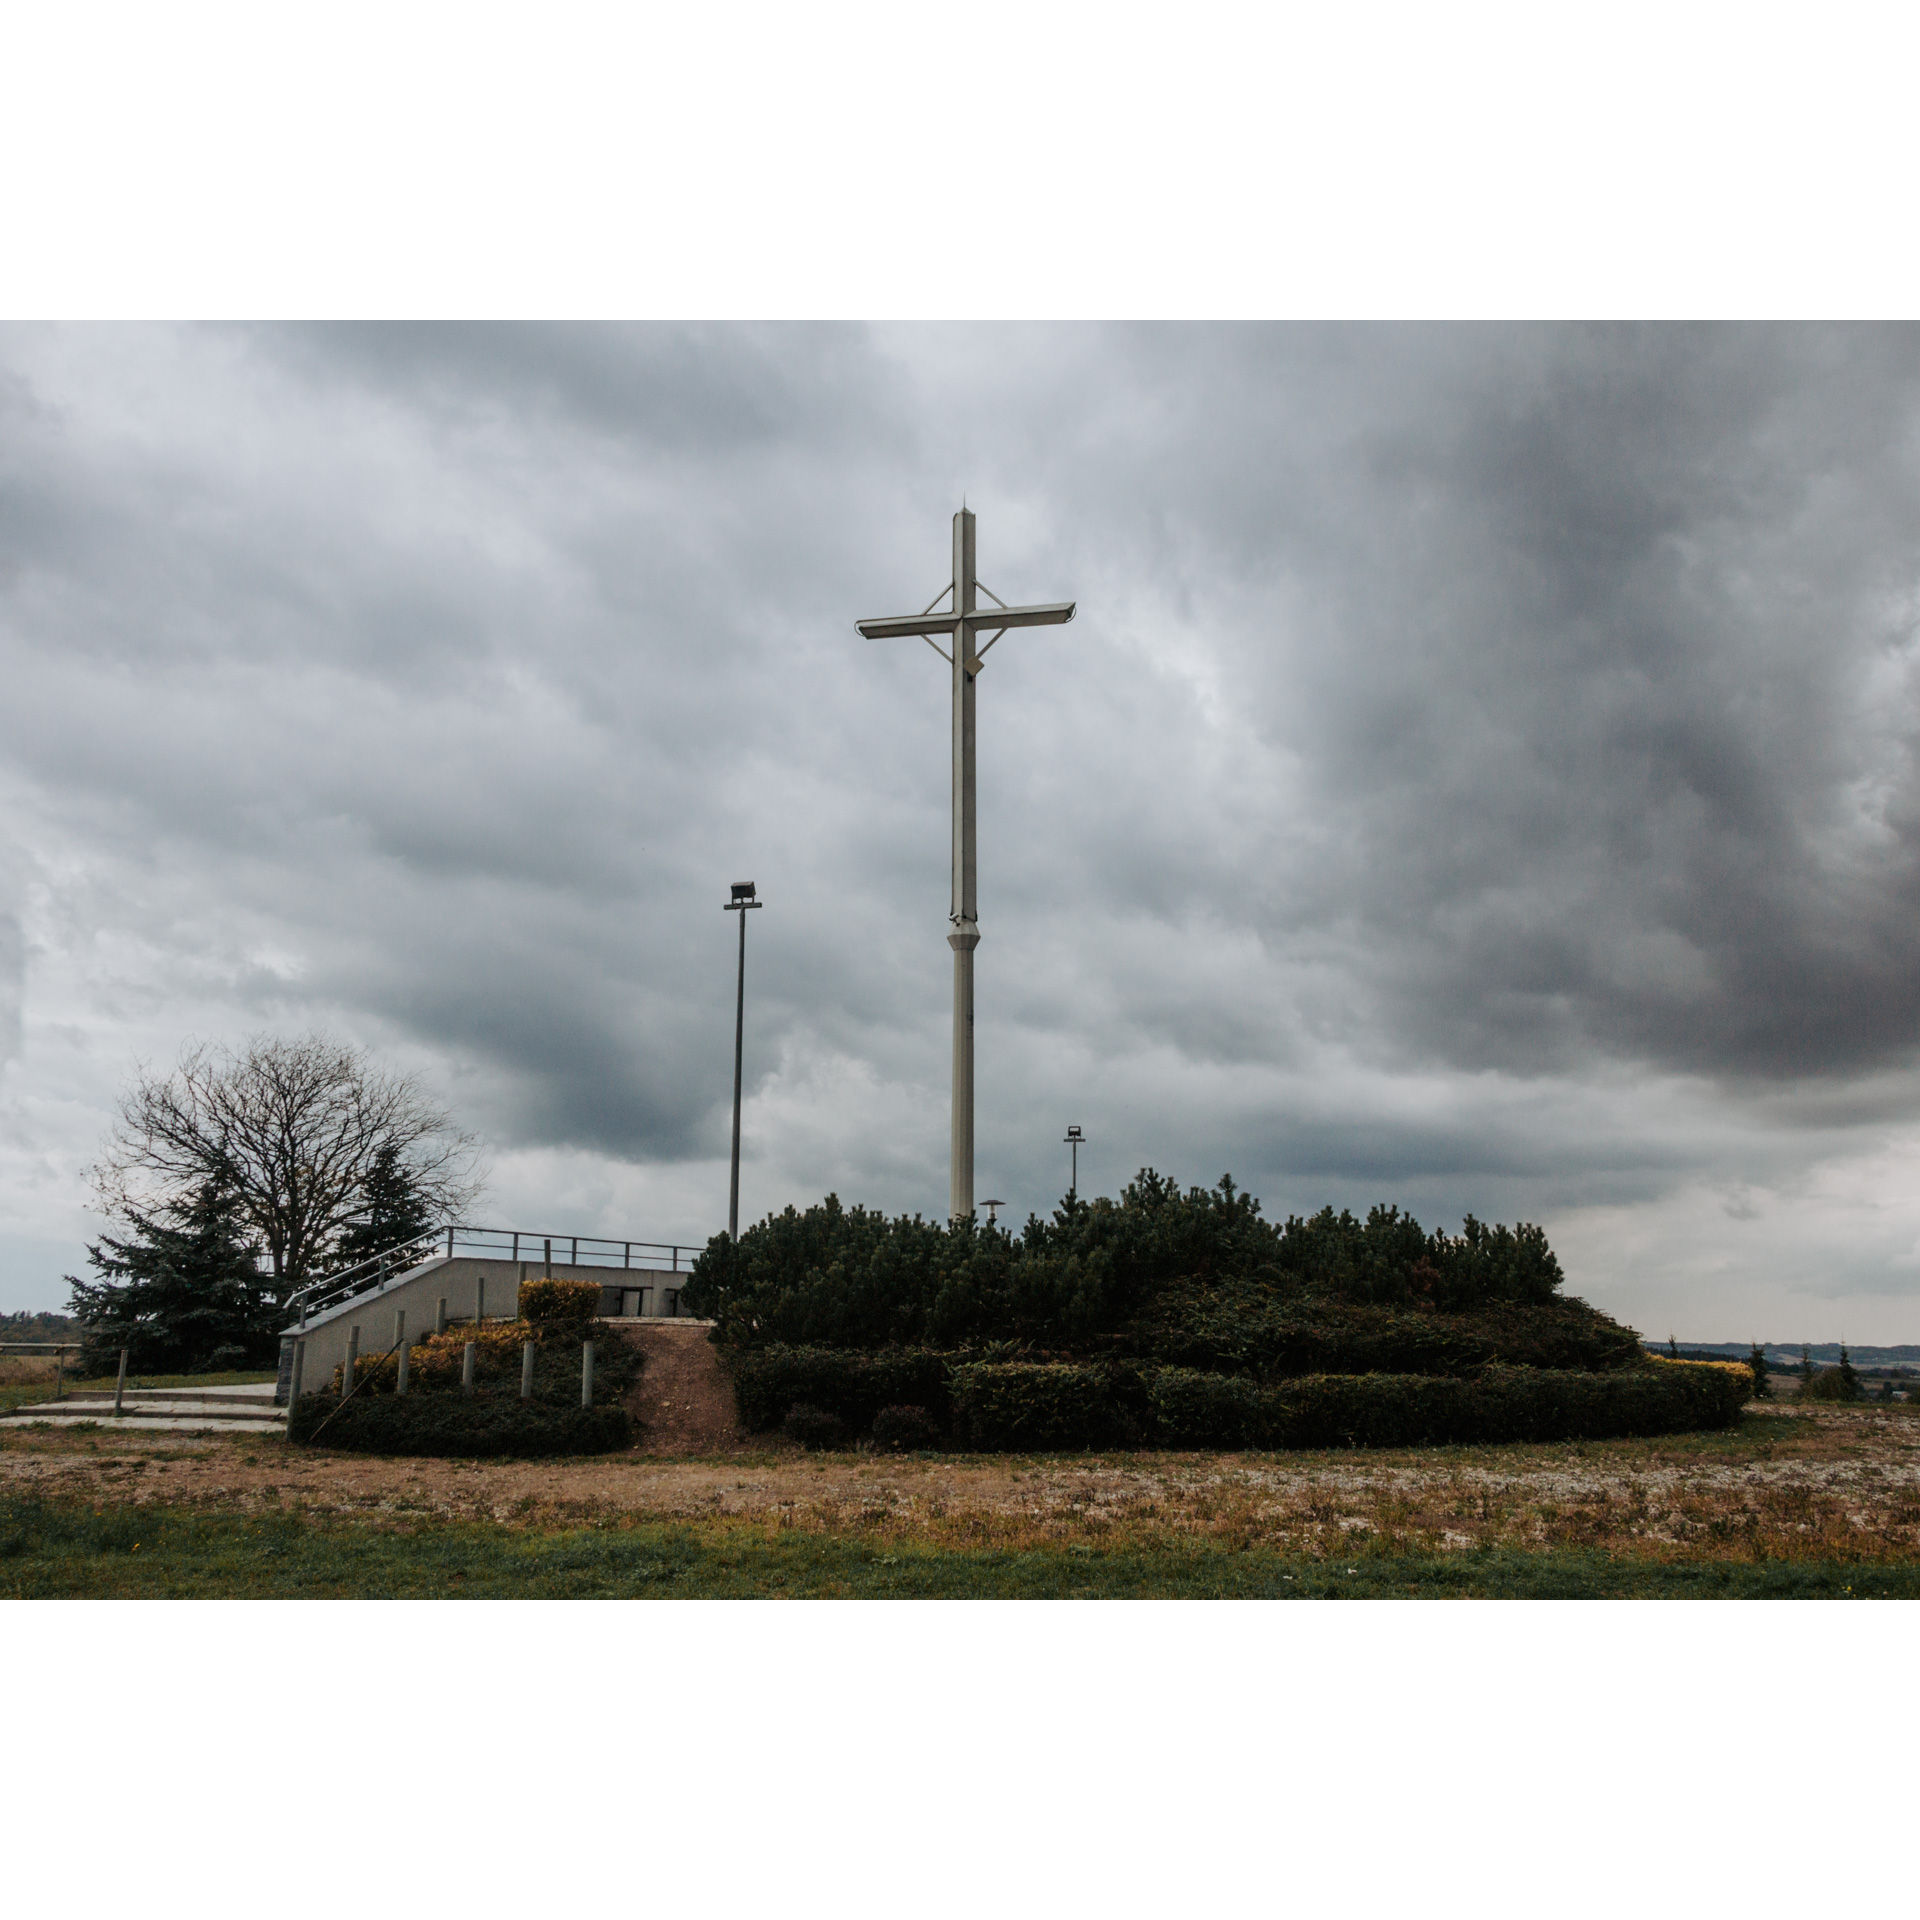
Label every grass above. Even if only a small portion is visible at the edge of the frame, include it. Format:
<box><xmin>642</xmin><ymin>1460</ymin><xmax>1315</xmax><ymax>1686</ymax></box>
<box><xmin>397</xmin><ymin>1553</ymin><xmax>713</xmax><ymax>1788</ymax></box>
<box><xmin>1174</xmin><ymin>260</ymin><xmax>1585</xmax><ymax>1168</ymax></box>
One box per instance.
<box><xmin>4</xmin><ymin>1401</ymin><xmax>1918</xmax><ymax>1597</ymax></box>
<box><xmin>3</xmin><ymin>1489</ymin><xmax>1917</xmax><ymax>1598</ymax></box>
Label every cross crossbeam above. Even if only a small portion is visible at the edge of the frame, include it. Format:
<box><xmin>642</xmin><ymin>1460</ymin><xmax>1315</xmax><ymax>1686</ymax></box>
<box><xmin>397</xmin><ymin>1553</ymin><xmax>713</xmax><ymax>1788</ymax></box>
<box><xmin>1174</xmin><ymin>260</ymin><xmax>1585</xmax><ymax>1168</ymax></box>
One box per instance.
<box><xmin>857</xmin><ymin>509</ymin><xmax>1076</xmax><ymax>1223</ymax></box>
<box><xmin>855</xmin><ymin>601</ymin><xmax>1077</xmax><ymax>641</ymax></box>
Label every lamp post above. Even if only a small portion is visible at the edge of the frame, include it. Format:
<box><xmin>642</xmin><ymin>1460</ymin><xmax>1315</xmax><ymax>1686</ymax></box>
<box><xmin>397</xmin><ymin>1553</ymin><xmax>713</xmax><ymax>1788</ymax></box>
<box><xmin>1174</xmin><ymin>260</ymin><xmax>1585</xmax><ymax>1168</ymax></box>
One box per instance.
<box><xmin>1064</xmin><ymin>1125</ymin><xmax>1084</xmax><ymax>1198</ymax></box>
<box><xmin>981</xmin><ymin>1198</ymin><xmax>1004</xmax><ymax>1227</ymax></box>
<box><xmin>725</xmin><ymin>881</ymin><xmax>763</xmax><ymax>1239</ymax></box>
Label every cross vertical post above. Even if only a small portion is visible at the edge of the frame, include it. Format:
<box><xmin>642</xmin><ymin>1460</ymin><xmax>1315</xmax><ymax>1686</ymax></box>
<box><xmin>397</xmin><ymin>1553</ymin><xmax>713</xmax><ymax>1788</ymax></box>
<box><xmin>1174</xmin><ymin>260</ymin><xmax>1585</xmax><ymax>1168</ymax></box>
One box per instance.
<box><xmin>949</xmin><ymin>508</ymin><xmax>980</xmax><ymax>1225</ymax></box>
<box><xmin>857</xmin><ymin>509</ymin><xmax>1076</xmax><ymax>1226</ymax></box>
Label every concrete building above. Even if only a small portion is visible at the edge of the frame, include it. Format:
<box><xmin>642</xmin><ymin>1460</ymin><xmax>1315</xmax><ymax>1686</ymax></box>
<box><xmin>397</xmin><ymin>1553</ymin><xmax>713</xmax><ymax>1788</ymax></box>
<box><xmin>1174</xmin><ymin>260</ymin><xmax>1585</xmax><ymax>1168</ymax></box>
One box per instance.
<box><xmin>277</xmin><ymin>1237</ymin><xmax>705</xmax><ymax>1406</ymax></box>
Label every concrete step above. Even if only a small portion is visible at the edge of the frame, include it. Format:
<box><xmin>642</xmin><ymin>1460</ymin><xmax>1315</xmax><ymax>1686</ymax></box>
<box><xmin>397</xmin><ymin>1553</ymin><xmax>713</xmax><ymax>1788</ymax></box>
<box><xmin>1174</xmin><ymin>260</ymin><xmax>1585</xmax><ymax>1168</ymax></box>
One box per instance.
<box><xmin>2</xmin><ymin>1396</ymin><xmax>287</xmax><ymax>1426</ymax></box>
<box><xmin>0</xmin><ymin>1411</ymin><xmax>285</xmax><ymax>1434</ymax></box>
<box><xmin>53</xmin><ymin>1390</ymin><xmax>279</xmax><ymax>1411</ymax></box>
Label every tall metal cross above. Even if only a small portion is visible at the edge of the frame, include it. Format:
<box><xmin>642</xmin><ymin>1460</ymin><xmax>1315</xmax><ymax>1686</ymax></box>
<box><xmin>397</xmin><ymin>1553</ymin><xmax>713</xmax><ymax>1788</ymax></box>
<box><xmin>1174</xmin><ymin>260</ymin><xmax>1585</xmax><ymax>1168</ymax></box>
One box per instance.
<box><xmin>858</xmin><ymin>507</ymin><xmax>1076</xmax><ymax>1223</ymax></box>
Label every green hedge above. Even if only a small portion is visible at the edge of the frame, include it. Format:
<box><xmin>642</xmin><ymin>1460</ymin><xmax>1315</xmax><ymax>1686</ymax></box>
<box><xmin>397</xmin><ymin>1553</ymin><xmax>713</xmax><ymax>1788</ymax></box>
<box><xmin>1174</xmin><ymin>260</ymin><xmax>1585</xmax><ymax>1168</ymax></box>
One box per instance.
<box><xmin>950</xmin><ymin>1360</ymin><xmax>1749</xmax><ymax>1452</ymax></box>
<box><xmin>726</xmin><ymin>1344</ymin><xmax>1749</xmax><ymax>1451</ymax></box>
<box><xmin>1133</xmin><ymin>1290</ymin><xmax>1644</xmax><ymax>1379</ymax></box>
<box><xmin>949</xmin><ymin>1362</ymin><xmax>1142</xmax><ymax>1450</ymax></box>
<box><xmin>727</xmin><ymin>1345</ymin><xmax>952</xmax><ymax>1433</ymax></box>
<box><xmin>289</xmin><ymin>1392</ymin><xmax>632</xmax><ymax>1456</ymax></box>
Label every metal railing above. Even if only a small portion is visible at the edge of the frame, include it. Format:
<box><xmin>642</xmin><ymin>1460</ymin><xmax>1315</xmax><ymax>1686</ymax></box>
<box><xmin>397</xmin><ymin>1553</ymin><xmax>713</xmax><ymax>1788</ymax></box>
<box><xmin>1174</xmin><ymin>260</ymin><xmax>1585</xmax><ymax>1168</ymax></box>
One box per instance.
<box><xmin>284</xmin><ymin>1224</ymin><xmax>706</xmax><ymax>1328</ymax></box>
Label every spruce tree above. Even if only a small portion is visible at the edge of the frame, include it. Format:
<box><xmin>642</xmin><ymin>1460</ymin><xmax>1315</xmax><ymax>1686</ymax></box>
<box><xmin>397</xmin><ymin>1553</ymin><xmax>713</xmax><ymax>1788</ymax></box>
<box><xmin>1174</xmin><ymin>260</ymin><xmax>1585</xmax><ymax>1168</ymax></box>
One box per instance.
<box><xmin>1836</xmin><ymin>1342</ymin><xmax>1861</xmax><ymax>1401</ymax></box>
<box><xmin>335</xmin><ymin>1142</ymin><xmax>438</xmax><ymax>1271</ymax></box>
<box><xmin>1748</xmin><ymin>1343</ymin><xmax>1771</xmax><ymax>1398</ymax></box>
<box><xmin>65</xmin><ymin>1170</ymin><xmax>277</xmax><ymax>1374</ymax></box>
<box><xmin>1800</xmin><ymin>1345</ymin><xmax>1814</xmax><ymax>1383</ymax></box>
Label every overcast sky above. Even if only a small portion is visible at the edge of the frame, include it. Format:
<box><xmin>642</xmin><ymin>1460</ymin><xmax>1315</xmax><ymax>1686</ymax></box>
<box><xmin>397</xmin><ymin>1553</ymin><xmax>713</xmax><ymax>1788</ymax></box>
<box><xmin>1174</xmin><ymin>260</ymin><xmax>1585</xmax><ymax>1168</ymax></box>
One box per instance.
<box><xmin>4</xmin><ymin>322</ymin><xmax>1920</xmax><ymax>1339</ymax></box>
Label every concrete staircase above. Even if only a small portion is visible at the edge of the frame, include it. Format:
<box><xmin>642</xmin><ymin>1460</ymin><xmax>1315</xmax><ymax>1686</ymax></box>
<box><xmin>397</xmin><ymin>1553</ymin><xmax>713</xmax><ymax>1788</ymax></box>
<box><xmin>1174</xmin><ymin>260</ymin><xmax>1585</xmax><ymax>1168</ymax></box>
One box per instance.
<box><xmin>0</xmin><ymin>1381</ymin><xmax>286</xmax><ymax>1435</ymax></box>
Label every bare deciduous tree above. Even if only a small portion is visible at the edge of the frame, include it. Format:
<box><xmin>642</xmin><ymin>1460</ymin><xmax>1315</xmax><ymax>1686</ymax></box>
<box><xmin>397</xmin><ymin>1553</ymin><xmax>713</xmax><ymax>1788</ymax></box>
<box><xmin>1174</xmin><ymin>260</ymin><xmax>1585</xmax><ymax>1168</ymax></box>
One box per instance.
<box><xmin>92</xmin><ymin>1035</ymin><xmax>486</xmax><ymax>1299</ymax></box>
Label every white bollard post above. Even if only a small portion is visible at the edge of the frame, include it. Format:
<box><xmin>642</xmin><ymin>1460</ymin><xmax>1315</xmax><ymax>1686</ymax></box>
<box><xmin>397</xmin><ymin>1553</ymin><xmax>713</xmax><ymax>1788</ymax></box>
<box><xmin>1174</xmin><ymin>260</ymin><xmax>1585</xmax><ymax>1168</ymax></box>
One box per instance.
<box><xmin>581</xmin><ymin>1339</ymin><xmax>594</xmax><ymax>1409</ymax></box>
<box><xmin>345</xmin><ymin>1324</ymin><xmax>359</xmax><ymax>1393</ymax></box>
<box><xmin>435</xmin><ymin>1297</ymin><xmax>448</xmax><ymax>1337</ymax></box>
<box><xmin>477</xmin><ymin>1276</ymin><xmax>486</xmax><ymax>1327</ymax></box>
<box><xmin>394</xmin><ymin>1308</ymin><xmax>406</xmax><ymax>1345</ymax></box>
<box><xmin>114</xmin><ymin>1346</ymin><xmax>128</xmax><ymax>1417</ymax></box>
<box><xmin>462</xmin><ymin>1341</ymin><xmax>476</xmax><ymax>1395</ymax></box>
<box><xmin>288</xmin><ymin>1339</ymin><xmax>305</xmax><ymax>1414</ymax></box>
<box><xmin>396</xmin><ymin>1340</ymin><xmax>411</xmax><ymax>1396</ymax></box>
<box><xmin>522</xmin><ymin>1341</ymin><xmax>536</xmax><ymax>1401</ymax></box>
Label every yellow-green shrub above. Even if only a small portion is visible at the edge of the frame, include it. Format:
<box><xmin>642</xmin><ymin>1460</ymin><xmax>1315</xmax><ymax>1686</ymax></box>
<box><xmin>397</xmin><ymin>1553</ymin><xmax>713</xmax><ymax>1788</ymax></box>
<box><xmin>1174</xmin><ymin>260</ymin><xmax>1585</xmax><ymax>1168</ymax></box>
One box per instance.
<box><xmin>326</xmin><ymin>1317</ymin><xmax>641</xmax><ymax>1407</ymax></box>
<box><xmin>1647</xmin><ymin>1354</ymin><xmax>1759</xmax><ymax>1393</ymax></box>
<box><xmin>333</xmin><ymin>1320</ymin><xmax>547</xmax><ymax>1396</ymax></box>
<box><xmin>517</xmin><ymin>1278</ymin><xmax>602</xmax><ymax>1333</ymax></box>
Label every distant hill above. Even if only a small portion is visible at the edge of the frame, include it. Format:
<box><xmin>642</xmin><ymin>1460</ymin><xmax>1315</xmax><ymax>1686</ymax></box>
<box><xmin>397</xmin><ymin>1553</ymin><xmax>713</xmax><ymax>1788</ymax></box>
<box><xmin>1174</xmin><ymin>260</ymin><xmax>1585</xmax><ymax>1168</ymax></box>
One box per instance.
<box><xmin>0</xmin><ymin>1310</ymin><xmax>80</xmax><ymax>1345</ymax></box>
<box><xmin>1673</xmin><ymin>1341</ymin><xmax>1920</xmax><ymax>1369</ymax></box>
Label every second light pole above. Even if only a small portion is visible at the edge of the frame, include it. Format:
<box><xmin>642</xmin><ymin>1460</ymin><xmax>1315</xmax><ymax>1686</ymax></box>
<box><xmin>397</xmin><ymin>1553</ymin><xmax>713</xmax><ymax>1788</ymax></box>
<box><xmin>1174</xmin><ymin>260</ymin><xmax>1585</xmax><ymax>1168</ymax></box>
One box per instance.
<box><xmin>725</xmin><ymin>881</ymin><xmax>763</xmax><ymax>1239</ymax></box>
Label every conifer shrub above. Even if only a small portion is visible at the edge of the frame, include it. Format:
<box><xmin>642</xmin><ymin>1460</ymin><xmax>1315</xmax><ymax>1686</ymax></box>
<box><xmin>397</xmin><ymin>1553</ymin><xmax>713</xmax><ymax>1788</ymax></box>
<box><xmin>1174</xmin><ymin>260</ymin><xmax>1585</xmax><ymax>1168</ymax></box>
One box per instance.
<box><xmin>690</xmin><ymin>1172</ymin><xmax>1748</xmax><ymax>1452</ymax></box>
<box><xmin>782</xmin><ymin>1404</ymin><xmax>849</xmax><ymax>1450</ymax></box>
<box><xmin>949</xmin><ymin>1362</ymin><xmax>1137</xmax><ymax>1451</ymax></box>
<box><xmin>289</xmin><ymin>1392</ymin><xmax>631</xmax><ymax>1455</ymax></box>
<box><xmin>728</xmin><ymin>1345</ymin><xmax>951</xmax><ymax>1433</ymax></box>
<box><xmin>1130</xmin><ymin>1288</ymin><xmax>1641</xmax><ymax>1378</ymax></box>
<box><xmin>946</xmin><ymin>1357</ymin><xmax>1750</xmax><ymax>1451</ymax></box>
<box><xmin>870</xmin><ymin>1405</ymin><xmax>945</xmax><ymax>1452</ymax></box>
<box><xmin>1797</xmin><ymin>1367</ymin><xmax>1862</xmax><ymax>1403</ymax></box>
<box><xmin>686</xmin><ymin>1172</ymin><xmax>1582</xmax><ymax>1355</ymax></box>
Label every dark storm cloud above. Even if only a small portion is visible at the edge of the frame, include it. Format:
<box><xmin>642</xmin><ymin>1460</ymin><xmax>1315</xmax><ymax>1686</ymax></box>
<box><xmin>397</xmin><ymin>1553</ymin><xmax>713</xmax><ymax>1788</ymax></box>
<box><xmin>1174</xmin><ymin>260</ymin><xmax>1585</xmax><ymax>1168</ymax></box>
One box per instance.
<box><xmin>892</xmin><ymin>323</ymin><xmax>1920</xmax><ymax>1087</ymax></box>
<box><xmin>6</xmin><ymin>322</ymin><xmax>1920</xmax><ymax>1301</ymax></box>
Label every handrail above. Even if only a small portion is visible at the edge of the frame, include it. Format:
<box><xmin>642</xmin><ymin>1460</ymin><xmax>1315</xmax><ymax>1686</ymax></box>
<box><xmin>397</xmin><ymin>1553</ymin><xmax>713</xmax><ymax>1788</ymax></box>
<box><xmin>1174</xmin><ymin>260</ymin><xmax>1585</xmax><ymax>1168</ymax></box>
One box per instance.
<box><xmin>286</xmin><ymin>1228</ymin><xmax>447</xmax><ymax>1328</ymax></box>
<box><xmin>283</xmin><ymin>1224</ymin><xmax>708</xmax><ymax>1328</ymax></box>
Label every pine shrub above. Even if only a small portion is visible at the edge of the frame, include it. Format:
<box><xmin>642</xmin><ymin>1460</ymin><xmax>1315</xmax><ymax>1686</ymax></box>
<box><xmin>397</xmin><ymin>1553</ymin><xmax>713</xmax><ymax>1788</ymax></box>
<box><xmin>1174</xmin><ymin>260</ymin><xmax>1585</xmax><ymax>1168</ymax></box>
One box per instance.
<box><xmin>949</xmin><ymin>1357</ymin><xmax>1750</xmax><ymax>1452</ymax></box>
<box><xmin>949</xmin><ymin>1362</ymin><xmax>1136</xmax><ymax>1451</ymax></box>
<box><xmin>783</xmin><ymin>1404</ymin><xmax>849</xmax><ymax>1450</ymax></box>
<box><xmin>870</xmin><ymin>1405</ymin><xmax>945</xmax><ymax>1452</ymax></box>
<box><xmin>1797</xmin><ymin>1366</ymin><xmax>1862</xmax><ymax>1403</ymax></box>
<box><xmin>686</xmin><ymin>1173</ymin><xmax>1582</xmax><ymax>1355</ymax></box>
<box><xmin>1130</xmin><ymin>1287</ymin><xmax>1641</xmax><ymax>1379</ymax></box>
<box><xmin>728</xmin><ymin>1346</ymin><xmax>952</xmax><ymax>1433</ymax></box>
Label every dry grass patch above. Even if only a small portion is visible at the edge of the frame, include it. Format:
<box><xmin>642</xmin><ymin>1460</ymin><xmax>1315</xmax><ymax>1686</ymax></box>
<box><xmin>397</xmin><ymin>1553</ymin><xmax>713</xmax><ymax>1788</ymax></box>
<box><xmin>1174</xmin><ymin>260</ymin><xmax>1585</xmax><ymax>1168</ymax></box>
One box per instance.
<box><xmin>3</xmin><ymin>1401</ymin><xmax>1918</xmax><ymax>1565</ymax></box>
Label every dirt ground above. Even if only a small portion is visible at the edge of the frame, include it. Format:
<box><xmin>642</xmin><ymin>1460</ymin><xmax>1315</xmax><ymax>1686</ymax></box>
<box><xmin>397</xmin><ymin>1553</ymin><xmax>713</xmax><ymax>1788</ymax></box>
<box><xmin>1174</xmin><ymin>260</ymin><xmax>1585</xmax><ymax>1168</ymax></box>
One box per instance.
<box><xmin>5</xmin><ymin>1379</ymin><xmax>1920</xmax><ymax>1563</ymax></box>
<box><xmin>618</xmin><ymin>1322</ymin><xmax>761</xmax><ymax>1455</ymax></box>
